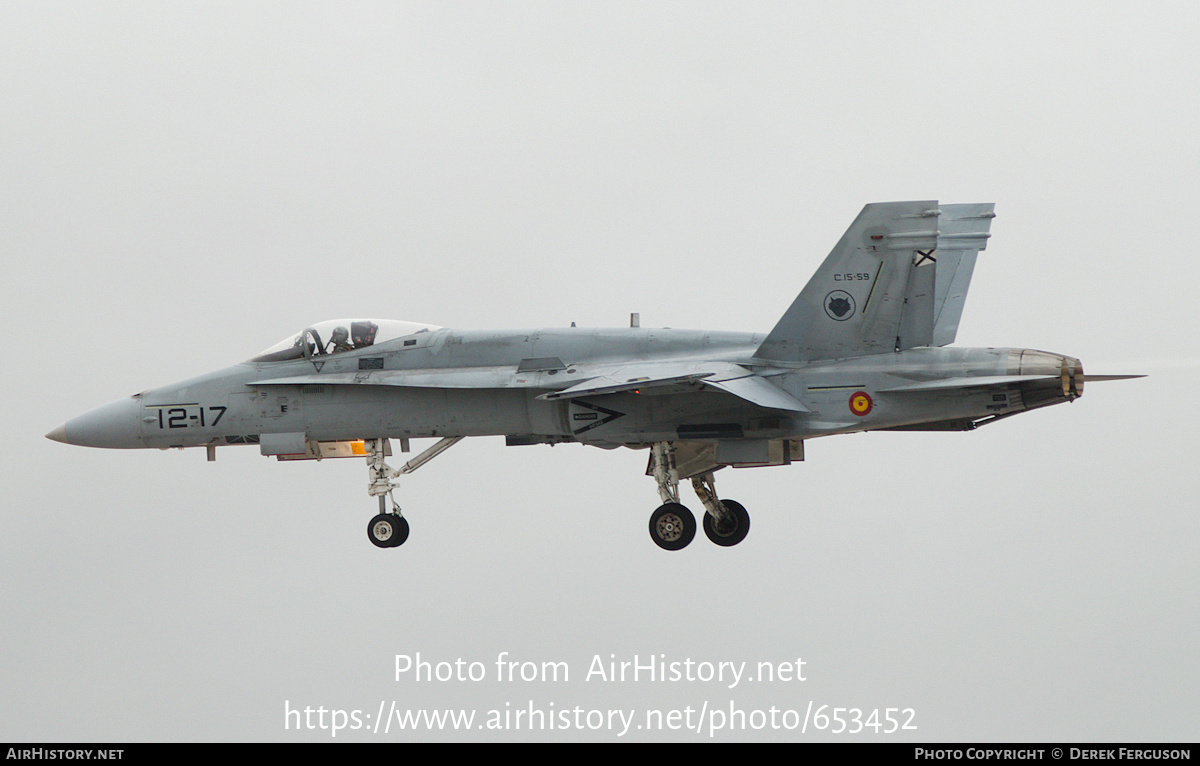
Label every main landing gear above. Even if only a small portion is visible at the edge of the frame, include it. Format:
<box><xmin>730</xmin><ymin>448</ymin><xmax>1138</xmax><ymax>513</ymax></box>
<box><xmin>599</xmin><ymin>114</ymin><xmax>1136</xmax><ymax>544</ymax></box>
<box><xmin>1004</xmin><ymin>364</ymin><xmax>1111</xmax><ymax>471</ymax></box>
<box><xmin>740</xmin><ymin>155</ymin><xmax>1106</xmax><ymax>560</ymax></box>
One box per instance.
<box><xmin>364</xmin><ymin>436</ymin><xmax>463</xmax><ymax>549</ymax></box>
<box><xmin>360</xmin><ymin>437</ymin><xmax>749</xmax><ymax>551</ymax></box>
<box><xmin>647</xmin><ymin>442</ymin><xmax>750</xmax><ymax>551</ymax></box>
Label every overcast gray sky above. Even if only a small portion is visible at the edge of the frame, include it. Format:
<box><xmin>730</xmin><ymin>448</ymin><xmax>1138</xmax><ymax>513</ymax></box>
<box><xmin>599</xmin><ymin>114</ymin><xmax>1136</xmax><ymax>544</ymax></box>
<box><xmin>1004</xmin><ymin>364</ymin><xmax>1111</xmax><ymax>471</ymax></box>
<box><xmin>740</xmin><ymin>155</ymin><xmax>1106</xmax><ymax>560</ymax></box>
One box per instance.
<box><xmin>3</xmin><ymin>1</ymin><xmax>1198</xmax><ymax>742</ymax></box>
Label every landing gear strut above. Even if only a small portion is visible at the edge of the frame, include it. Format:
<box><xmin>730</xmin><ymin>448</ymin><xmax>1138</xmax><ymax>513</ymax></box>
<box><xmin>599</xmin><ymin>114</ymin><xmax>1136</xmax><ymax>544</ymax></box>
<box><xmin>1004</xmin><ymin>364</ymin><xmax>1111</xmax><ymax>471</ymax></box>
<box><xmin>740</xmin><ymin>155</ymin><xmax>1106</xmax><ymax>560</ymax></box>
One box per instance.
<box><xmin>647</xmin><ymin>442</ymin><xmax>695</xmax><ymax>550</ymax></box>
<box><xmin>693</xmin><ymin>473</ymin><xmax>750</xmax><ymax>547</ymax></box>
<box><xmin>645</xmin><ymin>442</ymin><xmax>750</xmax><ymax>550</ymax></box>
<box><xmin>364</xmin><ymin>436</ymin><xmax>463</xmax><ymax>549</ymax></box>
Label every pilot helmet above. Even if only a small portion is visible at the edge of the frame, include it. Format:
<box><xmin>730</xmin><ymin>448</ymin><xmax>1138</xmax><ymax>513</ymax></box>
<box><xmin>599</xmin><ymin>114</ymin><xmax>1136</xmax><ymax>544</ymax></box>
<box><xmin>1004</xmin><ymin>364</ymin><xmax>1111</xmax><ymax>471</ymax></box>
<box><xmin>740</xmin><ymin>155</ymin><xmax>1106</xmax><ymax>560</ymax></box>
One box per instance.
<box><xmin>351</xmin><ymin>321</ymin><xmax>378</xmax><ymax>347</ymax></box>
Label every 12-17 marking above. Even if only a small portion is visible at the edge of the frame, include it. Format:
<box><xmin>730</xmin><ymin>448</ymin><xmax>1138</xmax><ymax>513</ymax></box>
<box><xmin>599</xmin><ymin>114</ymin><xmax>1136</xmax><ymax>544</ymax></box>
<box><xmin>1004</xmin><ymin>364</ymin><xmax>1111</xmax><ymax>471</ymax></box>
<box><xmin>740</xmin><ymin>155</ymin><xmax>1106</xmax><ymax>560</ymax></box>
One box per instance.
<box><xmin>151</xmin><ymin>404</ymin><xmax>226</xmax><ymax>429</ymax></box>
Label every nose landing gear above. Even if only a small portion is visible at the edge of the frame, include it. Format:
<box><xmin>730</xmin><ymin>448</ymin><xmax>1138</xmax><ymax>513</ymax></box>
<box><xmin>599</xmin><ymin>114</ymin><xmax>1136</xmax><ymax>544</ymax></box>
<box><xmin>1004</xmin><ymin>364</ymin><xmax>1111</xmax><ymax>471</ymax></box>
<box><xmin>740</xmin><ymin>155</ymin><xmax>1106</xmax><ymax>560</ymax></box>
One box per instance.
<box><xmin>363</xmin><ymin>436</ymin><xmax>463</xmax><ymax>549</ymax></box>
<box><xmin>368</xmin><ymin>513</ymin><xmax>409</xmax><ymax>548</ymax></box>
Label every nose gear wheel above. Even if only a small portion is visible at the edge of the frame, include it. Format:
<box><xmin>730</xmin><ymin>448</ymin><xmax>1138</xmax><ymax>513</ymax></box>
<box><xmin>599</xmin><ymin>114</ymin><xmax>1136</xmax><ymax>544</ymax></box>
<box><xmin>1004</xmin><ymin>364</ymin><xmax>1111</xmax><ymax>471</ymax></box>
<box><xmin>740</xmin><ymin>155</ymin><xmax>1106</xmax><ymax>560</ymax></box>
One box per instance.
<box><xmin>368</xmin><ymin>513</ymin><xmax>409</xmax><ymax>548</ymax></box>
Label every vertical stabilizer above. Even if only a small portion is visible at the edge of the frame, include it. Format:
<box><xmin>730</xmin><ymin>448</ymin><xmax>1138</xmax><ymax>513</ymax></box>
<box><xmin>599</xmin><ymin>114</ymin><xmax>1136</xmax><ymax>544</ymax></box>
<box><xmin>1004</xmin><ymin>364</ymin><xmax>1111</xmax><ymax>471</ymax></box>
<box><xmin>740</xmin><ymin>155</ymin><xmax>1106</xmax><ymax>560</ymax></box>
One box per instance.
<box><xmin>755</xmin><ymin>201</ymin><xmax>938</xmax><ymax>361</ymax></box>
<box><xmin>754</xmin><ymin>201</ymin><xmax>994</xmax><ymax>362</ymax></box>
<box><xmin>930</xmin><ymin>203</ymin><xmax>994</xmax><ymax>346</ymax></box>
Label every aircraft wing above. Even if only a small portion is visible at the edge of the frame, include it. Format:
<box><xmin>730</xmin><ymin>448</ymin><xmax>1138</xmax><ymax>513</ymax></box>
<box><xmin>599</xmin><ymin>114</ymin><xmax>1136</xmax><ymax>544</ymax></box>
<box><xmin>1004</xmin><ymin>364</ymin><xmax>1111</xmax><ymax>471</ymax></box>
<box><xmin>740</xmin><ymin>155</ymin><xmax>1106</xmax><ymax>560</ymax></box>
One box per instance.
<box><xmin>250</xmin><ymin>367</ymin><xmax>548</xmax><ymax>389</ymax></box>
<box><xmin>250</xmin><ymin>362</ymin><xmax>726</xmax><ymax>392</ymax></box>
<box><xmin>537</xmin><ymin>371</ymin><xmax>707</xmax><ymax>399</ymax></box>
<box><xmin>701</xmin><ymin>370</ymin><xmax>810</xmax><ymax>412</ymax></box>
<box><xmin>539</xmin><ymin>362</ymin><xmax>809</xmax><ymax>412</ymax></box>
<box><xmin>252</xmin><ymin>361</ymin><xmax>809</xmax><ymax>412</ymax></box>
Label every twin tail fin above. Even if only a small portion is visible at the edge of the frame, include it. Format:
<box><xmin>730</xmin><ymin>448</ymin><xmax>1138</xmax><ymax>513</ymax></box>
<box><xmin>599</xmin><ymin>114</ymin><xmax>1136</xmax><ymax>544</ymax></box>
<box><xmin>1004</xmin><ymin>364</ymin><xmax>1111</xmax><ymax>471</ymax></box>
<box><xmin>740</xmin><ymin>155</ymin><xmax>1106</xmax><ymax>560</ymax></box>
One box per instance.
<box><xmin>754</xmin><ymin>201</ymin><xmax>995</xmax><ymax>362</ymax></box>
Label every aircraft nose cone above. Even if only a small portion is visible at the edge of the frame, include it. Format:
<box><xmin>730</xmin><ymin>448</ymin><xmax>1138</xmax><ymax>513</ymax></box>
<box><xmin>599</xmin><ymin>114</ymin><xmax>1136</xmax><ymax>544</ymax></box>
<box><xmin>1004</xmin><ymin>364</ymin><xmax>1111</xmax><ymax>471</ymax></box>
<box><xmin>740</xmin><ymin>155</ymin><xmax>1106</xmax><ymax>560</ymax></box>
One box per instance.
<box><xmin>46</xmin><ymin>396</ymin><xmax>143</xmax><ymax>449</ymax></box>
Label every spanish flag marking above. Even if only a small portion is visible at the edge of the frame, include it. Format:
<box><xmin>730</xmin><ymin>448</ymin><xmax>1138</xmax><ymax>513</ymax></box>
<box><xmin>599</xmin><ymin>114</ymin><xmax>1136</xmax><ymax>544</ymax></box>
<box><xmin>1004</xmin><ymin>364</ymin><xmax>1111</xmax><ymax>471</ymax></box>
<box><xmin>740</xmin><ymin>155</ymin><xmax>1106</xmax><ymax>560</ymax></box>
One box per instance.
<box><xmin>849</xmin><ymin>391</ymin><xmax>873</xmax><ymax>416</ymax></box>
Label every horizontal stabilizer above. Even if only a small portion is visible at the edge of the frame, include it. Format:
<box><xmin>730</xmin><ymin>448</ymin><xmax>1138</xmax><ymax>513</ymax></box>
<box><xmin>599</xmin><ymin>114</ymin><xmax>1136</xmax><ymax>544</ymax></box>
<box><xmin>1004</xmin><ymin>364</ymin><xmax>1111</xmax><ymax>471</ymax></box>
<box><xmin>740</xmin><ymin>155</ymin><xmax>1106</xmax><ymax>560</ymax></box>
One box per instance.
<box><xmin>879</xmin><ymin>375</ymin><xmax>1056</xmax><ymax>392</ymax></box>
<box><xmin>880</xmin><ymin>372</ymin><xmax>1144</xmax><ymax>395</ymax></box>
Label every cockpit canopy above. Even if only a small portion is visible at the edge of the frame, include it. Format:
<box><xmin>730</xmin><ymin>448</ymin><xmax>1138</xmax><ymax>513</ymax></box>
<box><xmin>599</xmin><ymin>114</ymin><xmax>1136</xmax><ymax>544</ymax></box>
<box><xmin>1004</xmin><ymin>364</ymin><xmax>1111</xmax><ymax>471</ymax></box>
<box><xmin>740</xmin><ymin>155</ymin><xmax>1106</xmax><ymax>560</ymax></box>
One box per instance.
<box><xmin>250</xmin><ymin>319</ymin><xmax>441</xmax><ymax>362</ymax></box>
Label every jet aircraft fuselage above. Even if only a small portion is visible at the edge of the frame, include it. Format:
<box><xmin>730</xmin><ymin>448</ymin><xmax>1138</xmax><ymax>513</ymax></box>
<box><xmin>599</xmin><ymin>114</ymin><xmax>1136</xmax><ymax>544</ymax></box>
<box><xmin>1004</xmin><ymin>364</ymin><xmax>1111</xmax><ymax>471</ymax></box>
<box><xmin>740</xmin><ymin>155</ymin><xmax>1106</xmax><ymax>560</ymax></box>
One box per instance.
<box><xmin>54</xmin><ymin>330</ymin><xmax>1075</xmax><ymax>451</ymax></box>
<box><xmin>48</xmin><ymin>201</ymin><xmax>1137</xmax><ymax>551</ymax></box>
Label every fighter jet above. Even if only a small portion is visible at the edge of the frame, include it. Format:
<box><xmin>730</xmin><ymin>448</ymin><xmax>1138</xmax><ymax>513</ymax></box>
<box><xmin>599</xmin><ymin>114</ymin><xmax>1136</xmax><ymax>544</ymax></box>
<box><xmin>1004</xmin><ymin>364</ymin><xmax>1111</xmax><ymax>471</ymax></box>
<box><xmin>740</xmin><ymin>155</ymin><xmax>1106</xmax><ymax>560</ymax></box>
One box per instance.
<box><xmin>46</xmin><ymin>201</ymin><xmax>1139</xmax><ymax>550</ymax></box>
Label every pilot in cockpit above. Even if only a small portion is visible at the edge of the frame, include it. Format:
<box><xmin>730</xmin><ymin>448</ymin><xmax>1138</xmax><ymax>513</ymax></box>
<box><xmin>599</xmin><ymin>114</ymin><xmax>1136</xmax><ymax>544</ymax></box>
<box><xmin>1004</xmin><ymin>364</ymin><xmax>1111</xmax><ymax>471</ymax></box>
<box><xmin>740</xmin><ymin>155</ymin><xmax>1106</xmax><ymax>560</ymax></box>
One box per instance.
<box><xmin>327</xmin><ymin>326</ymin><xmax>354</xmax><ymax>354</ymax></box>
<box><xmin>351</xmin><ymin>321</ymin><xmax>378</xmax><ymax>349</ymax></box>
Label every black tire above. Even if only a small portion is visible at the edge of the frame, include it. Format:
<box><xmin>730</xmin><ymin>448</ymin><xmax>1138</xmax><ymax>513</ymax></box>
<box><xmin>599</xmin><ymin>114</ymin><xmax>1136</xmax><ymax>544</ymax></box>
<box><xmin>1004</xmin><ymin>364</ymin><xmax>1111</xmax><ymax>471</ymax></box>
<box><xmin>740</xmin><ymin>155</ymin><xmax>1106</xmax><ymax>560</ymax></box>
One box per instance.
<box><xmin>702</xmin><ymin>499</ymin><xmax>750</xmax><ymax>547</ymax></box>
<box><xmin>649</xmin><ymin>503</ymin><xmax>696</xmax><ymax>551</ymax></box>
<box><xmin>368</xmin><ymin>514</ymin><xmax>409</xmax><ymax>548</ymax></box>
